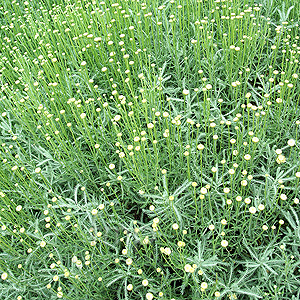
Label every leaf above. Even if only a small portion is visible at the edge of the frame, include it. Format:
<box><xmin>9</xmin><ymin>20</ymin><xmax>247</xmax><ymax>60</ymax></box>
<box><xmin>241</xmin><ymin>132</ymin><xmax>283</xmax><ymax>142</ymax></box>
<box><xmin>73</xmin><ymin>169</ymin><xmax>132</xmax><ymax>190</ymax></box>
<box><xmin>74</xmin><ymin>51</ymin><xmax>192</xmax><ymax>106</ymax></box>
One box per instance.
<box><xmin>233</xmin><ymin>288</ymin><xmax>262</xmax><ymax>298</ymax></box>
<box><xmin>173</xmin><ymin>180</ymin><xmax>191</xmax><ymax>197</ymax></box>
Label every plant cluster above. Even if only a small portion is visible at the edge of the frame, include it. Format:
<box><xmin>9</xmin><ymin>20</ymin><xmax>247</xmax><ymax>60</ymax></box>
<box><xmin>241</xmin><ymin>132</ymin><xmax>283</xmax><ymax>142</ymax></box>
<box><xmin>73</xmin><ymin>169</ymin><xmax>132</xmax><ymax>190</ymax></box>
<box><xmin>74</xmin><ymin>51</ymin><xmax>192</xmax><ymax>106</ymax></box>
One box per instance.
<box><xmin>0</xmin><ymin>0</ymin><xmax>300</xmax><ymax>299</ymax></box>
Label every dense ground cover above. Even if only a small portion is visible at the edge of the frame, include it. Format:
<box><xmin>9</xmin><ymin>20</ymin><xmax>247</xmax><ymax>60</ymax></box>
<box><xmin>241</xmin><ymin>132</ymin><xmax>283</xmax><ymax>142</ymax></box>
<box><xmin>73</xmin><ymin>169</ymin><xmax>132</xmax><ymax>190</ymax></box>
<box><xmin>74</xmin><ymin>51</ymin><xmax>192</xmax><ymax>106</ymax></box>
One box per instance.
<box><xmin>0</xmin><ymin>0</ymin><xmax>300</xmax><ymax>299</ymax></box>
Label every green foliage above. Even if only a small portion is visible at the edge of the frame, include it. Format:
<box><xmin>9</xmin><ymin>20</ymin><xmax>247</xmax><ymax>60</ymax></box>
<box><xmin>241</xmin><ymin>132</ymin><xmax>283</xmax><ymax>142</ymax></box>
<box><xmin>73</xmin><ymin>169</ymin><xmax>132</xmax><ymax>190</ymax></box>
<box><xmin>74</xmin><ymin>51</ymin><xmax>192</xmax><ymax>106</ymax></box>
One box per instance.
<box><xmin>0</xmin><ymin>0</ymin><xmax>300</xmax><ymax>299</ymax></box>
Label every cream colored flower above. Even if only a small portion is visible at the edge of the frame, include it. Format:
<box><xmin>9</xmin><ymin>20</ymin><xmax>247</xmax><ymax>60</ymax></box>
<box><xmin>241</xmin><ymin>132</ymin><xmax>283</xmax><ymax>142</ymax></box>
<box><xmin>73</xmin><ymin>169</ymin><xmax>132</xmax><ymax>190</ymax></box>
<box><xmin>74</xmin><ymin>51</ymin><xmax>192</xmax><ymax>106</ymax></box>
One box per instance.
<box><xmin>221</xmin><ymin>219</ymin><xmax>227</xmax><ymax>225</ymax></box>
<box><xmin>164</xmin><ymin>247</ymin><xmax>172</xmax><ymax>255</ymax></box>
<box><xmin>258</xmin><ymin>204</ymin><xmax>265</xmax><ymax>211</ymax></box>
<box><xmin>221</xmin><ymin>240</ymin><xmax>228</xmax><ymax>247</ymax></box>
<box><xmin>182</xmin><ymin>89</ymin><xmax>190</xmax><ymax>96</ymax></box>
<box><xmin>200</xmin><ymin>282</ymin><xmax>208</xmax><ymax>289</ymax></box>
<box><xmin>35</xmin><ymin>167</ymin><xmax>41</xmax><ymax>173</ymax></box>
<box><xmin>184</xmin><ymin>264</ymin><xmax>192</xmax><ymax>272</ymax></box>
<box><xmin>276</xmin><ymin>155</ymin><xmax>286</xmax><ymax>164</ymax></box>
<box><xmin>200</xmin><ymin>187</ymin><xmax>207</xmax><ymax>194</ymax></box>
<box><xmin>91</xmin><ymin>209</ymin><xmax>98</xmax><ymax>215</ymax></box>
<box><xmin>177</xmin><ymin>241</ymin><xmax>185</xmax><ymax>247</ymax></box>
<box><xmin>241</xmin><ymin>180</ymin><xmax>248</xmax><ymax>186</ymax></box>
<box><xmin>280</xmin><ymin>194</ymin><xmax>287</xmax><ymax>201</ymax></box>
<box><xmin>172</xmin><ymin>223</ymin><xmax>179</xmax><ymax>230</ymax></box>
<box><xmin>244</xmin><ymin>154</ymin><xmax>251</xmax><ymax>160</ymax></box>
<box><xmin>146</xmin><ymin>293</ymin><xmax>154</xmax><ymax>300</ymax></box>
<box><xmin>223</xmin><ymin>187</ymin><xmax>230</xmax><ymax>194</ymax></box>
<box><xmin>142</xmin><ymin>279</ymin><xmax>148</xmax><ymax>286</ymax></box>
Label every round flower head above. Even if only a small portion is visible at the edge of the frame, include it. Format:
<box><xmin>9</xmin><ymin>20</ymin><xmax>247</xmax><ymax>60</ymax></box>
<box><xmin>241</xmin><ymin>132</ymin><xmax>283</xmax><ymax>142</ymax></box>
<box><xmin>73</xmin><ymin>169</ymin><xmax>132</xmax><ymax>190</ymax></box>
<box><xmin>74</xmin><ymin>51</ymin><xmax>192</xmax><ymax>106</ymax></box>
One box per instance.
<box><xmin>16</xmin><ymin>205</ymin><xmax>22</xmax><ymax>212</ymax></box>
<box><xmin>197</xmin><ymin>144</ymin><xmax>204</xmax><ymax>150</ymax></box>
<box><xmin>211</xmin><ymin>167</ymin><xmax>218</xmax><ymax>173</ymax></box>
<box><xmin>172</xmin><ymin>223</ymin><xmax>179</xmax><ymax>230</ymax></box>
<box><xmin>221</xmin><ymin>240</ymin><xmax>228</xmax><ymax>247</ymax></box>
<box><xmin>258</xmin><ymin>204</ymin><xmax>265</xmax><ymax>211</ymax></box>
<box><xmin>280</xmin><ymin>194</ymin><xmax>287</xmax><ymax>201</ymax></box>
<box><xmin>177</xmin><ymin>241</ymin><xmax>185</xmax><ymax>247</ymax></box>
<box><xmin>35</xmin><ymin>167</ymin><xmax>41</xmax><ymax>173</ymax></box>
<box><xmin>249</xmin><ymin>206</ymin><xmax>257</xmax><ymax>214</ymax></box>
<box><xmin>127</xmin><ymin>284</ymin><xmax>133</xmax><ymax>291</ymax></box>
<box><xmin>223</xmin><ymin>187</ymin><xmax>230</xmax><ymax>194</ymax></box>
<box><xmin>184</xmin><ymin>264</ymin><xmax>192</xmax><ymax>272</ymax></box>
<box><xmin>221</xmin><ymin>219</ymin><xmax>227</xmax><ymax>225</ymax></box>
<box><xmin>287</xmin><ymin>139</ymin><xmax>295</xmax><ymax>147</ymax></box>
<box><xmin>200</xmin><ymin>282</ymin><xmax>208</xmax><ymax>289</ymax></box>
<box><xmin>1</xmin><ymin>272</ymin><xmax>8</xmax><ymax>280</ymax></box>
<box><xmin>182</xmin><ymin>89</ymin><xmax>190</xmax><ymax>96</ymax></box>
<box><xmin>236</xmin><ymin>196</ymin><xmax>242</xmax><ymax>202</ymax></box>
<box><xmin>241</xmin><ymin>180</ymin><xmax>248</xmax><ymax>186</ymax></box>
<box><xmin>200</xmin><ymin>187</ymin><xmax>207</xmax><ymax>194</ymax></box>
<box><xmin>142</xmin><ymin>279</ymin><xmax>148</xmax><ymax>286</ymax></box>
<box><xmin>91</xmin><ymin>209</ymin><xmax>98</xmax><ymax>215</ymax></box>
<box><xmin>164</xmin><ymin>247</ymin><xmax>172</xmax><ymax>255</ymax></box>
<box><xmin>208</xmin><ymin>224</ymin><xmax>215</xmax><ymax>231</ymax></box>
<box><xmin>276</xmin><ymin>155</ymin><xmax>286</xmax><ymax>164</ymax></box>
<box><xmin>244</xmin><ymin>154</ymin><xmax>251</xmax><ymax>161</ymax></box>
<box><xmin>244</xmin><ymin>198</ymin><xmax>251</xmax><ymax>204</ymax></box>
<box><xmin>146</xmin><ymin>293</ymin><xmax>154</xmax><ymax>300</ymax></box>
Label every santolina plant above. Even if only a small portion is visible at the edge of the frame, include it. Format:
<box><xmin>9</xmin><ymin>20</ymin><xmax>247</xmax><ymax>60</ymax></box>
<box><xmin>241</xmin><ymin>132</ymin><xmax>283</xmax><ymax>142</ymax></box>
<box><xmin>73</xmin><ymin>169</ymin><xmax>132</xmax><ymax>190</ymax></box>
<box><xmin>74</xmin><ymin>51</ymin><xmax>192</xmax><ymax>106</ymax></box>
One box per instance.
<box><xmin>0</xmin><ymin>0</ymin><xmax>300</xmax><ymax>299</ymax></box>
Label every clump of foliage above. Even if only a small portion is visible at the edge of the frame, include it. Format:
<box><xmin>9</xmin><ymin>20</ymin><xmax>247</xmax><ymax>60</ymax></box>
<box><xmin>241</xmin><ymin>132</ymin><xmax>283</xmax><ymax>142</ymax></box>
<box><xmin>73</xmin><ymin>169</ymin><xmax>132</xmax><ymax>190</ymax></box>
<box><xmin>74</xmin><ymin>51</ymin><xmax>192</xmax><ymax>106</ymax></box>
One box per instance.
<box><xmin>0</xmin><ymin>0</ymin><xmax>300</xmax><ymax>299</ymax></box>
